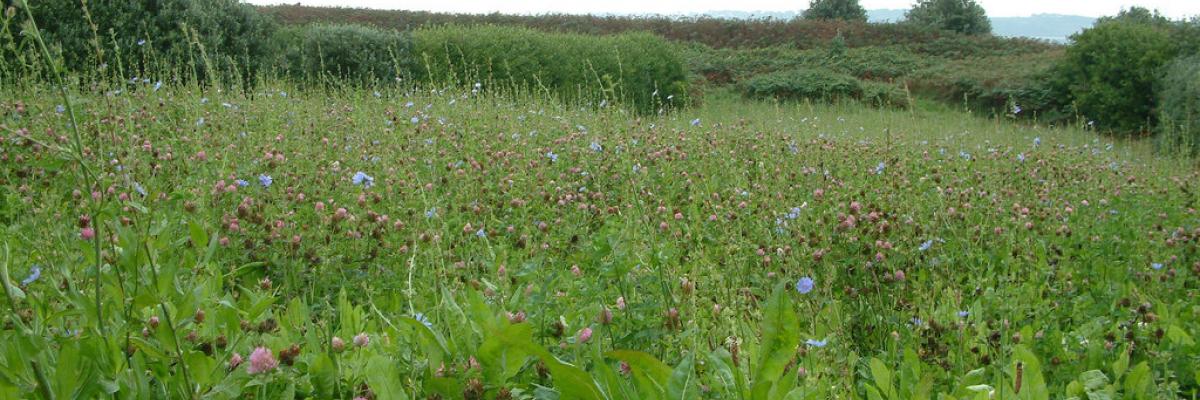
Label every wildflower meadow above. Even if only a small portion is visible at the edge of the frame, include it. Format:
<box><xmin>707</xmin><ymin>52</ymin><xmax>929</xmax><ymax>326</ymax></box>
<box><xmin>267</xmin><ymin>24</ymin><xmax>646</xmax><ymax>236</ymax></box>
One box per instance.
<box><xmin>0</xmin><ymin>0</ymin><xmax>1198</xmax><ymax>399</ymax></box>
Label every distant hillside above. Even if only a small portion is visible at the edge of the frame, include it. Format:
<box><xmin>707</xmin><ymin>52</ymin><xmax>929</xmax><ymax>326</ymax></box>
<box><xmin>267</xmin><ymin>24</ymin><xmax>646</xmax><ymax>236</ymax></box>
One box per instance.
<box><xmin>990</xmin><ymin>14</ymin><xmax>1094</xmax><ymax>43</ymax></box>
<box><xmin>705</xmin><ymin>9</ymin><xmax>1093</xmax><ymax>42</ymax></box>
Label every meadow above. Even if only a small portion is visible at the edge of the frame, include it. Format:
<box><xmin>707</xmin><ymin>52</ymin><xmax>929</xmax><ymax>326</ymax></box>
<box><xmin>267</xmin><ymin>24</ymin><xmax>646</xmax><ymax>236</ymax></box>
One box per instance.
<box><xmin>1</xmin><ymin>0</ymin><xmax>1199</xmax><ymax>398</ymax></box>
<box><xmin>2</xmin><ymin>77</ymin><xmax>1198</xmax><ymax>399</ymax></box>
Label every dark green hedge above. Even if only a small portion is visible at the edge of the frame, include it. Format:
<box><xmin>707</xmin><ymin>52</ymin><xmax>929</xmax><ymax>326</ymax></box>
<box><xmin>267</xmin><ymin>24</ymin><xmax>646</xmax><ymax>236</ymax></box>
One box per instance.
<box><xmin>276</xmin><ymin>23</ymin><xmax>412</xmax><ymax>85</ymax></box>
<box><xmin>412</xmin><ymin>25</ymin><xmax>689</xmax><ymax>113</ymax></box>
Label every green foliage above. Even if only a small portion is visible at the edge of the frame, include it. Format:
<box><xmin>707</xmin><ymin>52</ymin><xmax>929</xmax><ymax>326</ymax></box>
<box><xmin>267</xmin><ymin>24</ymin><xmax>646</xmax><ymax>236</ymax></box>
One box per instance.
<box><xmin>803</xmin><ymin>0</ymin><xmax>867</xmax><ymax>22</ymax></box>
<box><xmin>1157</xmin><ymin>55</ymin><xmax>1200</xmax><ymax>155</ymax></box>
<box><xmin>276</xmin><ymin>23</ymin><xmax>412</xmax><ymax>85</ymax></box>
<box><xmin>412</xmin><ymin>25</ymin><xmax>688</xmax><ymax>113</ymax></box>
<box><xmin>6</xmin><ymin>0</ymin><xmax>277</xmax><ymax>84</ymax></box>
<box><xmin>742</xmin><ymin>67</ymin><xmax>907</xmax><ymax>107</ymax></box>
<box><xmin>1059</xmin><ymin>20</ymin><xmax>1175</xmax><ymax>134</ymax></box>
<box><xmin>743</xmin><ymin>68</ymin><xmax>861</xmax><ymax>102</ymax></box>
<box><xmin>905</xmin><ymin>0</ymin><xmax>992</xmax><ymax>35</ymax></box>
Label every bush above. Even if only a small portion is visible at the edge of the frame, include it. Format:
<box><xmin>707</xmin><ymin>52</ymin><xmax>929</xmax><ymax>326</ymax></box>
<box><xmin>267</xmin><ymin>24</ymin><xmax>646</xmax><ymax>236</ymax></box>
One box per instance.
<box><xmin>742</xmin><ymin>68</ymin><xmax>861</xmax><ymax>103</ymax></box>
<box><xmin>276</xmin><ymin>24</ymin><xmax>412</xmax><ymax>84</ymax></box>
<box><xmin>803</xmin><ymin>0</ymin><xmax>867</xmax><ymax>22</ymax></box>
<box><xmin>412</xmin><ymin>25</ymin><xmax>688</xmax><ymax>113</ymax></box>
<box><xmin>1058</xmin><ymin>20</ymin><xmax>1176</xmax><ymax>134</ymax></box>
<box><xmin>1157</xmin><ymin>55</ymin><xmax>1200</xmax><ymax>155</ymax></box>
<box><xmin>8</xmin><ymin>0</ymin><xmax>276</xmax><ymax>84</ymax></box>
<box><xmin>905</xmin><ymin>0</ymin><xmax>992</xmax><ymax>35</ymax></box>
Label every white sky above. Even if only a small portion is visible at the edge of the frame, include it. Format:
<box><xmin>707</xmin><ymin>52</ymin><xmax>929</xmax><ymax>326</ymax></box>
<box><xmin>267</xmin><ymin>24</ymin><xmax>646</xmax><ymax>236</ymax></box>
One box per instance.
<box><xmin>246</xmin><ymin>0</ymin><xmax>1197</xmax><ymax>19</ymax></box>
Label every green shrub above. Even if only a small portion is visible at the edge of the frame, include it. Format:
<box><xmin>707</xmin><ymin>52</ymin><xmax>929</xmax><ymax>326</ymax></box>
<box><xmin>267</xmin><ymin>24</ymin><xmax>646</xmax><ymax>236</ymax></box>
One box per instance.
<box><xmin>742</xmin><ymin>68</ymin><xmax>861</xmax><ymax>103</ymax></box>
<box><xmin>276</xmin><ymin>23</ymin><xmax>412</xmax><ymax>84</ymax></box>
<box><xmin>8</xmin><ymin>0</ymin><xmax>276</xmax><ymax>84</ymax></box>
<box><xmin>1058</xmin><ymin>20</ymin><xmax>1176</xmax><ymax>134</ymax></box>
<box><xmin>905</xmin><ymin>0</ymin><xmax>992</xmax><ymax>35</ymax></box>
<box><xmin>412</xmin><ymin>25</ymin><xmax>688</xmax><ymax>113</ymax></box>
<box><xmin>802</xmin><ymin>0</ymin><xmax>867</xmax><ymax>22</ymax></box>
<box><xmin>1157</xmin><ymin>55</ymin><xmax>1200</xmax><ymax>155</ymax></box>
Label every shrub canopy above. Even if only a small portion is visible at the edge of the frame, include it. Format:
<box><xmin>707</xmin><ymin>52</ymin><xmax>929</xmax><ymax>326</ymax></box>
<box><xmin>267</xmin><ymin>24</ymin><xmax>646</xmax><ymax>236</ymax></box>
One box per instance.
<box><xmin>413</xmin><ymin>25</ymin><xmax>689</xmax><ymax>113</ymax></box>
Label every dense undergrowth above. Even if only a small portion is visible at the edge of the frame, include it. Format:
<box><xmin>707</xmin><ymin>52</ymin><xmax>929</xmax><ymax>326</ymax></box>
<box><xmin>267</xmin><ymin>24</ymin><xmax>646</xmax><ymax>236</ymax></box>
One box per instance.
<box><xmin>1</xmin><ymin>79</ymin><xmax>1198</xmax><ymax>398</ymax></box>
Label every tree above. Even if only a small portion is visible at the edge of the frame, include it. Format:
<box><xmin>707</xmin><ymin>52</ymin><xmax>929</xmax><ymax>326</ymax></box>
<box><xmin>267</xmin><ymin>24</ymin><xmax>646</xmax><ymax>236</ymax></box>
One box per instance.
<box><xmin>802</xmin><ymin>0</ymin><xmax>868</xmax><ymax>22</ymax></box>
<box><xmin>1059</xmin><ymin>20</ymin><xmax>1175</xmax><ymax>134</ymax></box>
<box><xmin>905</xmin><ymin>0</ymin><xmax>991</xmax><ymax>35</ymax></box>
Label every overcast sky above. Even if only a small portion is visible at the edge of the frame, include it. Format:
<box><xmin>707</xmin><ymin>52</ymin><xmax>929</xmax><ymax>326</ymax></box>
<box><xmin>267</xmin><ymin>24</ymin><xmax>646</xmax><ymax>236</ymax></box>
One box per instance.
<box><xmin>245</xmin><ymin>0</ymin><xmax>1197</xmax><ymax>19</ymax></box>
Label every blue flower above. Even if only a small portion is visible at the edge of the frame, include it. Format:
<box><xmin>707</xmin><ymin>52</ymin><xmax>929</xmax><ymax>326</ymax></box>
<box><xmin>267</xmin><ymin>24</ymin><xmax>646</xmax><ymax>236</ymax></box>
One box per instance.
<box><xmin>918</xmin><ymin>240</ymin><xmax>933</xmax><ymax>252</ymax></box>
<box><xmin>874</xmin><ymin>162</ymin><xmax>886</xmax><ymax>175</ymax></box>
<box><xmin>1033</xmin><ymin>137</ymin><xmax>1041</xmax><ymax>146</ymax></box>
<box><xmin>55</xmin><ymin>105</ymin><xmax>65</xmax><ymax>114</ymax></box>
<box><xmin>911</xmin><ymin>318</ymin><xmax>923</xmax><ymax>327</ymax></box>
<box><xmin>795</xmin><ymin>277</ymin><xmax>814</xmax><ymax>294</ymax></box>
<box><xmin>1017</xmin><ymin>153</ymin><xmax>1026</xmax><ymax>162</ymax></box>
<box><xmin>424</xmin><ymin>207</ymin><xmax>437</xmax><ymax>219</ymax></box>
<box><xmin>589</xmin><ymin>142</ymin><xmax>603</xmax><ymax>152</ymax></box>
<box><xmin>1012</xmin><ymin>104</ymin><xmax>1022</xmax><ymax>114</ymax></box>
<box><xmin>957</xmin><ymin>311</ymin><xmax>970</xmax><ymax>318</ymax></box>
<box><xmin>153</xmin><ymin>81</ymin><xmax>162</xmax><ymax>92</ymax></box>
<box><xmin>410</xmin><ymin>116</ymin><xmax>419</xmax><ymax>124</ymax></box>
<box><xmin>1151</xmin><ymin>263</ymin><xmax>1163</xmax><ymax>270</ymax></box>
<box><xmin>352</xmin><ymin>171</ymin><xmax>374</xmax><ymax>188</ymax></box>
<box><xmin>133</xmin><ymin>182</ymin><xmax>147</xmax><ymax>197</ymax></box>
<box><xmin>258</xmin><ymin>174</ymin><xmax>273</xmax><ymax>188</ymax></box>
<box><xmin>236</xmin><ymin>179</ymin><xmax>249</xmax><ymax>187</ymax></box>
<box><xmin>414</xmin><ymin>313</ymin><xmax>433</xmax><ymax>328</ymax></box>
<box><xmin>137</xmin><ymin>39</ymin><xmax>146</xmax><ymax>46</ymax></box>
<box><xmin>690</xmin><ymin>118</ymin><xmax>701</xmax><ymax>127</ymax></box>
<box><xmin>20</xmin><ymin>265</ymin><xmax>40</xmax><ymax>286</ymax></box>
<box><xmin>804</xmin><ymin>338</ymin><xmax>828</xmax><ymax>347</ymax></box>
<box><xmin>475</xmin><ymin>229</ymin><xmax>487</xmax><ymax>238</ymax></box>
<box><xmin>546</xmin><ymin>151</ymin><xmax>558</xmax><ymax>162</ymax></box>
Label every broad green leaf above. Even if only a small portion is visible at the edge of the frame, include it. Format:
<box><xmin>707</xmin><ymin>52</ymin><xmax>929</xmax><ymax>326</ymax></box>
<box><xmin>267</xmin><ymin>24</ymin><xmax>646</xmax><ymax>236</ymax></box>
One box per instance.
<box><xmin>868</xmin><ymin>358</ymin><xmax>895</xmax><ymax>400</ymax></box>
<box><xmin>308</xmin><ymin>353</ymin><xmax>337</xmax><ymax>399</ymax></box>
<box><xmin>750</xmin><ymin>283</ymin><xmax>799</xmax><ymax>400</ymax></box>
<box><xmin>607</xmin><ymin>350</ymin><xmax>672</xmax><ymax>392</ymax></box>
<box><xmin>366</xmin><ymin>355</ymin><xmax>409</xmax><ymax>400</ymax></box>
<box><xmin>666</xmin><ymin>354</ymin><xmax>699</xmax><ymax>400</ymax></box>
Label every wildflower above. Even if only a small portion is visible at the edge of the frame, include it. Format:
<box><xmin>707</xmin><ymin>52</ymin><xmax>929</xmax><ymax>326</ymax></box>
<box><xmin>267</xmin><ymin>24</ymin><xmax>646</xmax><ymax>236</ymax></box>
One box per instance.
<box><xmin>351</xmin><ymin>171</ymin><xmax>374</xmax><ymax>188</ymax></box>
<box><xmin>577</xmin><ymin>327</ymin><xmax>593</xmax><ymax>344</ymax></box>
<box><xmin>1151</xmin><ymin>263</ymin><xmax>1163</xmax><ymax>270</ymax></box>
<box><xmin>246</xmin><ymin>347</ymin><xmax>278</xmax><ymax>374</ymax></box>
<box><xmin>918</xmin><ymin>240</ymin><xmax>933</xmax><ymax>251</ymax></box>
<box><xmin>229</xmin><ymin>353</ymin><xmax>243</xmax><ymax>369</ymax></box>
<box><xmin>1033</xmin><ymin>137</ymin><xmax>1041</xmax><ymax>146</ymax></box>
<box><xmin>55</xmin><ymin>105</ymin><xmax>65</xmax><ymax>114</ymax></box>
<box><xmin>410</xmin><ymin>116</ymin><xmax>419</xmax><ymax>124</ymax></box>
<box><xmin>957</xmin><ymin>311</ymin><xmax>970</xmax><ymax>318</ymax></box>
<box><xmin>1017</xmin><ymin>153</ymin><xmax>1026</xmax><ymax>162</ymax></box>
<box><xmin>795</xmin><ymin>277</ymin><xmax>814</xmax><ymax>294</ymax></box>
<box><xmin>475</xmin><ymin>228</ymin><xmax>486</xmax><ymax>238</ymax></box>
<box><xmin>546</xmin><ymin>151</ymin><xmax>558</xmax><ymax>162</ymax></box>
<box><xmin>80</xmin><ymin>227</ymin><xmax>96</xmax><ymax>240</ymax></box>
<box><xmin>21</xmin><ymin>265</ymin><xmax>40</xmax><ymax>286</ymax></box>
<box><xmin>690</xmin><ymin>118</ymin><xmax>701</xmax><ymax>127</ymax></box>
<box><xmin>331</xmin><ymin>336</ymin><xmax>346</xmax><ymax>352</ymax></box>
<box><xmin>353</xmin><ymin>333</ymin><xmax>369</xmax><ymax>348</ymax></box>
<box><xmin>153</xmin><ymin>81</ymin><xmax>162</xmax><ymax>91</ymax></box>
<box><xmin>874</xmin><ymin>162</ymin><xmax>886</xmax><ymax>175</ymax></box>
<box><xmin>589</xmin><ymin>142</ymin><xmax>603</xmax><ymax>152</ymax></box>
<box><xmin>424</xmin><ymin>207</ymin><xmax>437</xmax><ymax>219</ymax></box>
<box><xmin>804</xmin><ymin>338</ymin><xmax>828</xmax><ymax>348</ymax></box>
<box><xmin>1012</xmin><ymin>104</ymin><xmax>1022</xmax><ymax>114</ymax></box>
<box><xmin>137</xmin><ymin>39</ymin><xmax>146</xmax><ymax>46</ymax></box>
<box><xmin>258</xmin><ymin>174</ymin><xmax>272</xmax><ymax>188</ymax></box>
<box><xmin>414</xmin><ymin>313</ymin><xmax>433</xmax><ymax>328</ymax></box>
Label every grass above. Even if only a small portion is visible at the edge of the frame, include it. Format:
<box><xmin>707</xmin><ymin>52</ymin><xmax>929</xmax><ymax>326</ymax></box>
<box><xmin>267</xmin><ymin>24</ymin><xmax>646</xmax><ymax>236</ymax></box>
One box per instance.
<box><xmin>0</xmin><ymin>79</ymin><xmax>1198</xmax><ymax>399</ymax></box>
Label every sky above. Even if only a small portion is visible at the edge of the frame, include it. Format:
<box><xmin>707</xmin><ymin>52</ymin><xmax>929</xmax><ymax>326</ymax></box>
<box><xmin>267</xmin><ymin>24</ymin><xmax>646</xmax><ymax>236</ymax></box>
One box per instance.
<box><xmin>245</xmin><ymin>0</ymin><xmax>1198</xmax><ymax>19</ymax></box>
